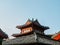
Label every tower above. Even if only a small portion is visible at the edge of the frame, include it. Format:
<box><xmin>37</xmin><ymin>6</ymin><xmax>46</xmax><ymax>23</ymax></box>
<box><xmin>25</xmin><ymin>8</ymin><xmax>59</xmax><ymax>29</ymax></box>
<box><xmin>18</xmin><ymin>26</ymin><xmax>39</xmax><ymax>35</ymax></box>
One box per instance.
<box><xmin>12</xmin><ymin>19</ymin><xmax>49</xmax><ymax>37</ymax></box>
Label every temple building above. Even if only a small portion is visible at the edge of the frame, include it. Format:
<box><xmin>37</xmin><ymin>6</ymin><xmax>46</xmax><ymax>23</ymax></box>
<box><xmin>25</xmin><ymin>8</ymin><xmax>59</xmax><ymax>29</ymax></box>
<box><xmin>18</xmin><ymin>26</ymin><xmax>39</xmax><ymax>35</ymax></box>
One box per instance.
<box><xmin>2</xmin><ymin>19</ymin><xmax>60</xmax><ymax>45</ymax></box>
<box><xmin>12</xmin><ymin>19</ymin><xmax>49</xmax><ymax>37</ymax></box>
<box><xmin>51</xmin><ymin>31</ymin><xmax>60</xmax><ymax>41</ymax></box>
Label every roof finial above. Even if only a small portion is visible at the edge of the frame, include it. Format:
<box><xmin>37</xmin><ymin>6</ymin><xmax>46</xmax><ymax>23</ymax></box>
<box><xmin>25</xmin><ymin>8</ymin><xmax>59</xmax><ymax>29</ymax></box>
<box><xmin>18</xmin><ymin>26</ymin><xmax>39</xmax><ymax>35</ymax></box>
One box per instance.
<box><xmin>32</xmin><ymin>18</ymin><xmax>34</xmax><ymax>22</ymax></box>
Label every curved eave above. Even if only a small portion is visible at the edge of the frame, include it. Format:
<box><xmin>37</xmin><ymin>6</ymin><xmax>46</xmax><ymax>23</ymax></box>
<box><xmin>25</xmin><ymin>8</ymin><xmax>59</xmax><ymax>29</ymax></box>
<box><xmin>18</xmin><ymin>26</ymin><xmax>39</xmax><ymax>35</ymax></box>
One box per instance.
<box><xmin>16</xmin><ymin>23</ymin><xmax>32</xmax><ymax>29</ymax></box>
<box><xmin>33</xmin><ymin>23</ymin><xmax>49</xmax><ymax>30</ymax></box>
<box><xmin>12</xmin><ymin>31</ymin><xmax>33</xmax><ymax>37</ymax></box>
<box><xmin>42</xmin><ymin>26</ymin><xmax>49</xmax><ymax>30</ymax></box>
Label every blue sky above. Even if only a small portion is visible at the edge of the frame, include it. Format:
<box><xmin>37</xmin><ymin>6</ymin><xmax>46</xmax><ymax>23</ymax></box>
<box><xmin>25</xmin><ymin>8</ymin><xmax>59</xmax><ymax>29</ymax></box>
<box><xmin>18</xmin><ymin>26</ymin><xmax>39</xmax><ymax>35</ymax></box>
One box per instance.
<box><xmin>0</xmin><ymin>0</ymin><xmax>60</xmax><ymax>38</ymax></box>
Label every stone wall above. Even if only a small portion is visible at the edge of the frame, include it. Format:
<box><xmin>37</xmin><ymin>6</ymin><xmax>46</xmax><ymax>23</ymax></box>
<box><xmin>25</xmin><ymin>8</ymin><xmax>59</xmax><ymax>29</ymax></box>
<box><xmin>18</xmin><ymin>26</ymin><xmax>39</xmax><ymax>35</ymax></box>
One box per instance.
<box><xmin>37</xmin><ymin>35</ymin><xmax>60</xmax><ymax>45</ymax></box>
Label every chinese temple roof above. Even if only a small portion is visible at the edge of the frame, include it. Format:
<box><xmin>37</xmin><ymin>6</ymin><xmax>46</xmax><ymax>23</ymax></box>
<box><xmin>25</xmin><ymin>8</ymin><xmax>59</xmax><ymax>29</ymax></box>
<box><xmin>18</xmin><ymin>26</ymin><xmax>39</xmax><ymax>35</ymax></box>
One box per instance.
<box><xmin>12</xmin><ymin>19</ymin><xmax>49</xmax><ymax>37</ymax></box>
<box><xmin>0</xmin><ymin>28</ymin><xmax>8</xmax><ymax>39</ymax></box>
<box><xmin>16</xmin><ymin>19</ymin><xmax>49</xmax><ymax>30</ymax></box>
<box><xmin>52</xmin><ymin>31</ymin><xmax>60</xmax><ymax>41</ymax></box>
